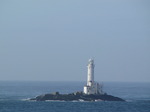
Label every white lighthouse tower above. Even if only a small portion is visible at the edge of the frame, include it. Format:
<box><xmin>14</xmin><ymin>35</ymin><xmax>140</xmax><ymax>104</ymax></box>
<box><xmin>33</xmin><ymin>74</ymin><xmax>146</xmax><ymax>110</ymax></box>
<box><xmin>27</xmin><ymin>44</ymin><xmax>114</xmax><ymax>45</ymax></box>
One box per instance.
<box><xmin>83</xmin><ymin>59</ymin><xmax>103</xmax><ymax>95</ymax></box>
<box><xmin>87</xmin><ymin>59</ymin><xmax>94</xmax><ymax>86</ymax></box>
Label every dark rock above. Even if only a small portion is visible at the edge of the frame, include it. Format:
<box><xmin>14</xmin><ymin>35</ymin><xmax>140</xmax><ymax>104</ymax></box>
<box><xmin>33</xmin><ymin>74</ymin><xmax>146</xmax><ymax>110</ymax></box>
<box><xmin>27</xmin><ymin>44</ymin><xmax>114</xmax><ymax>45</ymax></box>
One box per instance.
<box><xmin>30</xmin><ymin>92</ymin><xmax>125</xmax><ymax>101</ymax></box>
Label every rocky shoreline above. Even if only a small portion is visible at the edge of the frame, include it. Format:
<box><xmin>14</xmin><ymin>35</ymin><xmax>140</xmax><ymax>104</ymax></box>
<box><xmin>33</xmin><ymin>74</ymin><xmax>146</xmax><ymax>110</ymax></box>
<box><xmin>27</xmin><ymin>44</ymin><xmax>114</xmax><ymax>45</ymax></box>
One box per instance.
<box><xmin>30</xmin><ymin>92</ymin><xmax>125</xmax><ymax>102</ymax></box>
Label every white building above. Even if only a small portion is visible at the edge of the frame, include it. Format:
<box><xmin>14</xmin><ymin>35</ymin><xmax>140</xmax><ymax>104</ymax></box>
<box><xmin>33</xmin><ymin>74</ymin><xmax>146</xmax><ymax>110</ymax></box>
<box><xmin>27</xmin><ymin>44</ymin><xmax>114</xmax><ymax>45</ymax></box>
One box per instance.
<box><xmin>83</xmin><ymin>59</ymin><xmax>103</xmax><ymax>95</ymax></box>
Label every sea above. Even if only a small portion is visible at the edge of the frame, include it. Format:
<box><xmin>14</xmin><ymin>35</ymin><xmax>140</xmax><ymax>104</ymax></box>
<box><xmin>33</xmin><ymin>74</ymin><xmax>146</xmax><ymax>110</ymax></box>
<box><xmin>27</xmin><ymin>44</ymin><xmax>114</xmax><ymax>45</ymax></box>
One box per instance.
<box><xmin>0</xmin><ymin>81</ymin><xmax>150</xmax><ymax>112</ymax></box>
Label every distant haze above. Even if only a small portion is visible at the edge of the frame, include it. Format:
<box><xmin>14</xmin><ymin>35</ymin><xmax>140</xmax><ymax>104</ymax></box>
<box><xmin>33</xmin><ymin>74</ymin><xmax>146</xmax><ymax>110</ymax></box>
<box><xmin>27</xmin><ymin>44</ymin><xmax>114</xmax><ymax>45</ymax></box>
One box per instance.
<box><xmin>0</xmin><ymin>0</ymin><xmax>150</xmax><ymax>82</ymax></box>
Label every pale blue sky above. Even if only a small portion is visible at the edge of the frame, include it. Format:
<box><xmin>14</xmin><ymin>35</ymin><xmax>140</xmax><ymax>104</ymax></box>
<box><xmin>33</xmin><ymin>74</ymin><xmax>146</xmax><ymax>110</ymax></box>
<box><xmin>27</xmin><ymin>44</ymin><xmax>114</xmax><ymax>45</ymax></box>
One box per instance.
<box><xmin>0</xmin><ymin>0</ymin><xmax>150</xmax><ymax>82</ymax></box>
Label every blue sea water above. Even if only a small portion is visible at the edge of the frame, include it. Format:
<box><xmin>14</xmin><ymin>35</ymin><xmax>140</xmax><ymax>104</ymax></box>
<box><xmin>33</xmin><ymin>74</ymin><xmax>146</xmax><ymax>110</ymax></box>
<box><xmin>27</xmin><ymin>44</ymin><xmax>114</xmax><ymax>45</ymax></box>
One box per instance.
<box><xmin>0</xmin><ymin>81</ymin><xmax>150</xmax><ymax>112</ymax></box>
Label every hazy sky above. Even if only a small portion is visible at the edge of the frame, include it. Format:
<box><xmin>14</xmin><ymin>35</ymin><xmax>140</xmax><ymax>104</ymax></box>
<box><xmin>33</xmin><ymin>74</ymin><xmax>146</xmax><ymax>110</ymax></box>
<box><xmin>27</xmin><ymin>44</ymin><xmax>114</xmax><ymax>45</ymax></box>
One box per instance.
<box><xmin>0</xmin><ymin>0</ymin><xmax>150</xmax><ymax>82</ymax></box>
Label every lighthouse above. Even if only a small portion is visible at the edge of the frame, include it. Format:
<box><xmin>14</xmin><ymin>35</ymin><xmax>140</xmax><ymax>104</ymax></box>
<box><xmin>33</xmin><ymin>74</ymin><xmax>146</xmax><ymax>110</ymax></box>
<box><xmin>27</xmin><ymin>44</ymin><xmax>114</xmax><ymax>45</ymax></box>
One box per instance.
<box><xmin>83</xmin><ymin>59</ymin><xmax>103</xmax><ymax>95</ymax></box>
<box><xmin>87</xmin><ymin>59</ymin><xmax>94</xmax><ymax>86</ymax></box>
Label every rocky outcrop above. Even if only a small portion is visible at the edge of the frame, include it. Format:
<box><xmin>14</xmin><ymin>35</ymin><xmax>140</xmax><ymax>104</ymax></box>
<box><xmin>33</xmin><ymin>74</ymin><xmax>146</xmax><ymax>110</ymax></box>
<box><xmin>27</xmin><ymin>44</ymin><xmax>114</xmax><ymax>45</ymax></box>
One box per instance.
<box><xmin>30</xmin><ymin>92</ymin><xmax>125</xmax><ymax>101</ymax></box>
